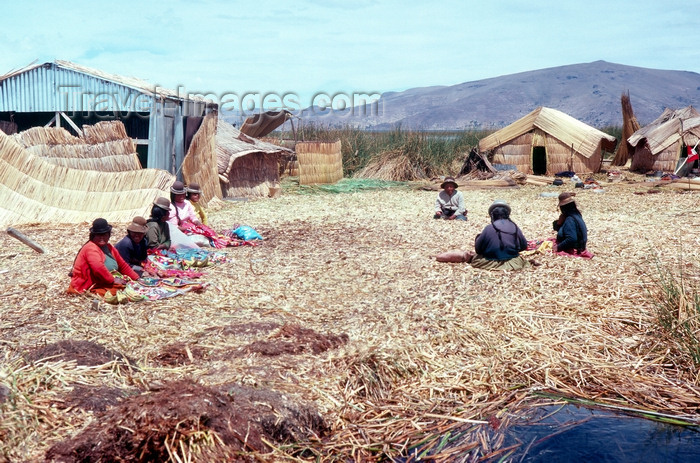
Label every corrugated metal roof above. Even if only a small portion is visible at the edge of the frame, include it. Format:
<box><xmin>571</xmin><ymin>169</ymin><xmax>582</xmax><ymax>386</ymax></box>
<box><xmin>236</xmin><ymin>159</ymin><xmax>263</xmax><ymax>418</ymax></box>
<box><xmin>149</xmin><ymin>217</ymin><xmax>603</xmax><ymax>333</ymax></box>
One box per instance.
<box><xmin>479</xmin><ymin>107</ymin><xmax>617</xmax><ymax>158</ymax></box>
<box><xmin>0</xmin><ymin>60</ymin><xmax>214</xmax><ymax>113</ymax></box>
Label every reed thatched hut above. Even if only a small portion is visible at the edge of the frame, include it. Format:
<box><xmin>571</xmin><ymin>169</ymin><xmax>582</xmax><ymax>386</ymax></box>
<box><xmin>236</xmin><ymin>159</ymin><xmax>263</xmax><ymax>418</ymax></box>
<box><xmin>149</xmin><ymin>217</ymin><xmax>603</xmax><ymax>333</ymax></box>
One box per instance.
<box><xmin>628</xmin><ymin>106</ymin><xmax>700</xmax><ymax>173</ymax></box>
<box><xmin>216</xmin><ymin>119</ymin><xmax>293</xmax><ymax>197</ymax></box>
<box><xmin>478</xmin><ymin>107</ymin><xmax>617</xmax><ymax>175</ymax></box>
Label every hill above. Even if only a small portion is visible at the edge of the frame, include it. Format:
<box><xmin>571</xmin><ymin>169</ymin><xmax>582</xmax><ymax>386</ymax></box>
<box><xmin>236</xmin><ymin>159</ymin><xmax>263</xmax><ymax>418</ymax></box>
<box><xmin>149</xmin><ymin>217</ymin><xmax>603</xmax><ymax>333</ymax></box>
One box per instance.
<box><xmin>299</xmin><ymin>61</ymin><xmax>700</xmax><ymax>130</ymax></box>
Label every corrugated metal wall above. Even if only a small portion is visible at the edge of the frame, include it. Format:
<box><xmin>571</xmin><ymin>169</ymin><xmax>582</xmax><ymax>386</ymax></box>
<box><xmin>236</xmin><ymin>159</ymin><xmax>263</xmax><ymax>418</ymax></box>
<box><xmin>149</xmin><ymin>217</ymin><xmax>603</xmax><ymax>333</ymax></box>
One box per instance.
<box><xmin>0</xmin><ymin>62</ymin><xmax>213</xmax><ymax>176</ymax></box>
<box><xmin>0</xmin><ymin>63</ymin><xmax>157</xmax><ymax>113</ymax></box>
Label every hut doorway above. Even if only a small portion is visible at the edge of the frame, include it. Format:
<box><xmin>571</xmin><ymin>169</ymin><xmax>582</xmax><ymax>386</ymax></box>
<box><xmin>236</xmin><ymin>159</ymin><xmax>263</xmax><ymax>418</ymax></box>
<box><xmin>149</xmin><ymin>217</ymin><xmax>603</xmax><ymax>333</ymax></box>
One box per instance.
<box><xmin>532</xmin><ymin>146</ymin><xmax>547</xmax><ymax>175</ymax></box>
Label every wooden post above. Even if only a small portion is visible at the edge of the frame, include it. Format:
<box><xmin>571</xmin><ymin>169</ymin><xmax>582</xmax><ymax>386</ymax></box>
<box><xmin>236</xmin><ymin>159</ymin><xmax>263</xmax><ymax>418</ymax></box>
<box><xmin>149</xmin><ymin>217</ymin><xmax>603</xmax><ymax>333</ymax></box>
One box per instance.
<box><xmin>6</xmin><ymin>227</ymin><xmax>46</xmax><ymax>253</ymax></box>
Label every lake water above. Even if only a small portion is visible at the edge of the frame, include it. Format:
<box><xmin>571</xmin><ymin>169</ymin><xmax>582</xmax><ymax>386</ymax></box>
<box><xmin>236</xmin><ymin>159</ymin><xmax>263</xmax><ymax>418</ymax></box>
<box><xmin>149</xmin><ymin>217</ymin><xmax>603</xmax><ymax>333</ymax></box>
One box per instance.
<box><xmin>399</xmin><ymin>404</ymin><xmax>700</xmax><ymax>462</ymax></box>
<box><xmin>499</xmin><ymin>404</ymin><xmax>700</xmax><ymax>462</ymax></box>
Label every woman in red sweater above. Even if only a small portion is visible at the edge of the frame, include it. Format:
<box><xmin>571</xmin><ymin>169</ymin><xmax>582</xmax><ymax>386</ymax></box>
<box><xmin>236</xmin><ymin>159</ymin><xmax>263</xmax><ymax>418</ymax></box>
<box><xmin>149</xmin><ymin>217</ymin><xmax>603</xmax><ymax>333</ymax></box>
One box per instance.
<box><xmin>67</xmin><ymin>218</ymin><xmax>139</xmax><ymax>296</ymax></box>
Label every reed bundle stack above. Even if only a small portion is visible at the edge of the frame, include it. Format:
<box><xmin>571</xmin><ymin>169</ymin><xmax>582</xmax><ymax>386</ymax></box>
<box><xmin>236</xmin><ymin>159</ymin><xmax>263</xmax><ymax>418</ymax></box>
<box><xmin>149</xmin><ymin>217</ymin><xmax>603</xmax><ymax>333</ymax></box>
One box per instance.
<box><xmin>296</xmin><ymin>140</ymin><xmax>343</xmax><ymax>185</ymax></box>
<box><xmin>12</xmin><ymin>122</ymin><xmax>140</xmax><ymax>172</ymax></box>
<box><xmin>0</xmin><ymin>132</ymin><xmax>172</xmax><ymax>228</ymax></box>
<box><xmin>611</xmin><ymin>92</ymin><xmax>640</xmax><ymax>166</ymax></box>
<box><xmin>181</xmin><ymin>113</ymin><xmax>220</xmax><ymax>205</ymax></box>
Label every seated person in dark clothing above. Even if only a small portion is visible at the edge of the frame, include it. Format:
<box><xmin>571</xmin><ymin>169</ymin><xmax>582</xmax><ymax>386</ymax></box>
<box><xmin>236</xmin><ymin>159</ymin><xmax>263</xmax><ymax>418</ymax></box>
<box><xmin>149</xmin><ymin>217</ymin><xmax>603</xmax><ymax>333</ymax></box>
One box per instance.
<box><xmin>553</xmin><ymin>192</ymin><xmax>588</xmax><ymax>253</ymax></box>
<box><xmin>115</xmin><ymin>216</ymin><xmax>149</xmax><ymax>277</ymax></box>
<box><xmin>469</xmin><ymin>200</ymin><xmax>530</xmax><ymax>271</ymax></box>
<box><xmin>146</xmin><ymin>197</ymin><xmax>172</xmax><ymax>251</ymax></box>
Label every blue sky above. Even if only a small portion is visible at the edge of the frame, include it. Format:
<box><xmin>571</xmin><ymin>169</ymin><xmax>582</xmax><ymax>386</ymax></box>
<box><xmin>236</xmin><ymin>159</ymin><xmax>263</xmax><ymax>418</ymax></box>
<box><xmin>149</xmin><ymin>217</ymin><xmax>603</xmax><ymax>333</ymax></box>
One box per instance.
<box><xmin>1</xmin><ymin>0</ymin><xmax>698</xmax><ymax>113</ymax></box>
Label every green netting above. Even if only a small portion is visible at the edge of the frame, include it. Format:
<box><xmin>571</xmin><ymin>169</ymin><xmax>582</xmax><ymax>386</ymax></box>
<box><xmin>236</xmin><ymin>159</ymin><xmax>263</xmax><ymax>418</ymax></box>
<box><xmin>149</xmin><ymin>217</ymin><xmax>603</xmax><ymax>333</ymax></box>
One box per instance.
<box><xmin>281</xmin><ymin>177</ymin><xmax>411</xmax><ymax>195</ymax></box>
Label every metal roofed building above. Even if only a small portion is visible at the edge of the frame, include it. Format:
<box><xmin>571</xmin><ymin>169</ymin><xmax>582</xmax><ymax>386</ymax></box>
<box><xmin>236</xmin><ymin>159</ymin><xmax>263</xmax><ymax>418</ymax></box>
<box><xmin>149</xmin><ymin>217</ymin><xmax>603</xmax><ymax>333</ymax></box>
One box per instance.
<box><xmin>0</xmin><ymin>60</ymin><xmax>217</xmax><ymax>174</ymax></box>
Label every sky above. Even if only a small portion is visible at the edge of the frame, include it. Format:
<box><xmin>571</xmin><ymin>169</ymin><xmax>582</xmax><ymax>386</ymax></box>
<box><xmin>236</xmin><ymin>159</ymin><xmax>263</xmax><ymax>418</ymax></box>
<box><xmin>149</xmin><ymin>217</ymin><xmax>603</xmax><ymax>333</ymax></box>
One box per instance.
<box><xmin>2</xmin><ymin>0</ymin><xmax>699</xmax><ymax>114</ymax></box>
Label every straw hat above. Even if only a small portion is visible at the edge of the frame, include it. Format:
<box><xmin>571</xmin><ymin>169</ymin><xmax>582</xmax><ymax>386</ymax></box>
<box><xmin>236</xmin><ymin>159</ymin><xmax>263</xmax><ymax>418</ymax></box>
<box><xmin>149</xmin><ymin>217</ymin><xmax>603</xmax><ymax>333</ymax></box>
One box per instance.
<box><xmin>440</xmin><ymin>177</ymin><xmax>458</xmax><ymax>189</ymax></box>
<box><xmin>558</xmin><ymin>192</ymin><xmax>576</xmax><ymax>207</ymax></box>
<box><xmin>153</xmin><ymin>197</ymin><xmax>171</xmax><ymax>210</ymax></box>
<box><xmin>488</xmin><ymin>199</ymin><xmax>511</xmax><ymax>216</ymax></box>
<box><xmin>170</xmin><ymin>181</ymin><xmax>186</xmax><ymax>194</ymax></box>
<box><xmin>126</xmin><ymin>216</ymin><xmax>148</xmax><ymax>233</ymax></box>
<box><xmin>89</xmin><ymin>218</ymin><xmax>112</xmax><ymax>234</ymax></box>
<box><xmin>187</xmin><ymin>183</ymin><xmax>202</xmax><ymax>194</ymax></box>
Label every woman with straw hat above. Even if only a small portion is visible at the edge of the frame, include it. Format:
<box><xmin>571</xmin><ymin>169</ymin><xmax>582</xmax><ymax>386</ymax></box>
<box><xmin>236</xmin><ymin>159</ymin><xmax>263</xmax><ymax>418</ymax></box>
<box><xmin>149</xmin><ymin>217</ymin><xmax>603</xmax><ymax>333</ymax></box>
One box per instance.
<box><xmin>469</xmin><ymin>200</ymin><xmax>530</xmax><ymax>270</ymax></box>
<box><xmin>553</xmin><ymin>192</ymin><xmax>588</xmax><ymax>254</ymax></box>
<box><xmin>434</xmin><ymin>177</ymin><xmax>467</xmax><ymax>221</ymax></box>
<box><xmin>146</xmin><ymin>197</ymin><xmax>172</xmax><ymax>250</ymax></box>
<box><xmin>67</xmin><ymin>218</ymin><xmax>140</xmax><ymax>296</ymax></box>
<box><xmin>115</xmin><ymin>216</ymin><xmax>149</xmax><ymax>277</ymax></box>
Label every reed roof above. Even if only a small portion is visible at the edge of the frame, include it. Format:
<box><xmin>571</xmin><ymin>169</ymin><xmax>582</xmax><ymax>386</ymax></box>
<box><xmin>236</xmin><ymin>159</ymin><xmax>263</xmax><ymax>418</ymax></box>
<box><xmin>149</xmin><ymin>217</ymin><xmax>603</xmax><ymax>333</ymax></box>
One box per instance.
<box><xmin>479</xmin><ymin>107</ymin><xmax>617</xmax><ymax>158</ymax></box>
<box><xmin>628</xmin><ymin>106</ymin><xmax>700</xmax><ymax>155</ymax></box>
<box><xmin>239</xmin><ymin>110</ymin><xmax>291</xmax><ymax>139</ymax></box>
<box><xmin>216</xmin><ymin>119</ymin><xmax>293</xmax><ymax>177</ymax></box>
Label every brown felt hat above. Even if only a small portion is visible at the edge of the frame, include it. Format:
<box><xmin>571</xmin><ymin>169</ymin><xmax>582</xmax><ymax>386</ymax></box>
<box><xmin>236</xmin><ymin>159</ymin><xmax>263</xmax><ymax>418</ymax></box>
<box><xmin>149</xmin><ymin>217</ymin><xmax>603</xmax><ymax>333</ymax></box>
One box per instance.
<box><xmin>170</xmin><ymin>181</ymin><xmax>186</xmax><ymax>194</ymax></box>
<box><xmin>126</xmin><ymin>216</ymin><xmax>148</xmax><ymax>233</ymax></box>
<box><xmin>440</xmin><ymin>177</ymin><xmax>458</xmax><ymax>189</ymax></box>
<box><xmin>186</xmin><ymin>183</ymin><xmax>201</xmax><ymax>194</ymax></box>
<box><xmin>153</xmin><ymin>197</ymin><xmax>171</xmax><ymax>210</ymax></box>
<box><xmin>558</xmin><ymin>192</ymin><xmax>576</xmax><ymax>207</ymax></box>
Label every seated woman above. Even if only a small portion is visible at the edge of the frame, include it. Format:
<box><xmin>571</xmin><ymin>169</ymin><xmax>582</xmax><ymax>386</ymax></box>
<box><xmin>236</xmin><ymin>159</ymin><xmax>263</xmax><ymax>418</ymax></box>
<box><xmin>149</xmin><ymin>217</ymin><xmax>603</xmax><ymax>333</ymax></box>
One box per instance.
<box><xmin>115</xmin><ymin>216</ymin><xmax>149</xmax><ymax>277</ymax></box>
<box><xmin>553</xmin><ymin>192</ymin><xmax>588</xmax><ymax>254</ymax></box>
<box><xmin>146</xmin><ymin>197</ymin><xmax>172</xmax><ymax>250</ymax></box>
<box><xmin>67</xmin><ymin>218</ymin><xmax>139</xmax><ymax>296</ymax></box>
<box><xmin>168</xmin><ymin>181</ymin><xmax>201</xmax><ymax>231</ymax></box>
<box><xmin>469</xmin><ymin>200</ymin><xmax>530</xmax><ymax>270</ymax></box>
<box><xmin>186</xmin><ymin>183</ymin><xmax>208</xmax><ymax>226</ymax></box>
<box><xmin>434</xmin><ymin>177</ymin><xmax>467</xmax><ymax>221</ymax></box>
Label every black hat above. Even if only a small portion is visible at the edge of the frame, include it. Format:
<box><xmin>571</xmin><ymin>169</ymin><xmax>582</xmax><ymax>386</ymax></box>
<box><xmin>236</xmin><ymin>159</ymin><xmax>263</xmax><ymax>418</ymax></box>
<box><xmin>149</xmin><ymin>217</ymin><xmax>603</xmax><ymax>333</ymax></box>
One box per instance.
<box><xmin>90</xmin><ymin>218</ymin><xmax>112</xmax><ymax>234</ymax></box>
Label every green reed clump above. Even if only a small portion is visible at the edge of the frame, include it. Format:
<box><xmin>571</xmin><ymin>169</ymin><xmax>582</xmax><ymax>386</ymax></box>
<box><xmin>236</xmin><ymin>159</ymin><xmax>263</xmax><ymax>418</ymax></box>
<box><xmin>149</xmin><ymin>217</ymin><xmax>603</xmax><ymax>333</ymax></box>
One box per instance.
<box><xmin>287</xmin><ymin>123</ymin><xmax>492</xmax><ymax>178</ymax></box>
<box><xmin>648</xmin><ymin>257</ymin><xmax>700</xmax><ymax>367</ymax></box>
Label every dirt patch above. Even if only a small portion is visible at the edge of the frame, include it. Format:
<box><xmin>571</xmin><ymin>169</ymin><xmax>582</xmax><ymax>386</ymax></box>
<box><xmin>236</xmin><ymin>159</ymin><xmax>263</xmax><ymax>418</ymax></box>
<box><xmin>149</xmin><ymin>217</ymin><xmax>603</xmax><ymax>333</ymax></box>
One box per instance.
<box><xmin>57</xmin><ymin>385</ymin><xmax>137</xmax><ymax>413</ymax></box>
<box><xmin>152</xmin><ymin>342</ymin><xmax>208</xmax><ymax>366</ymax></box>
<box><xmin>241</xmin><ymin>323</ymin><xmax>349</xmax><ymax>357</ymax></box>
<box><xmin>205</xmin><ymin>321</ymin><xmax>281</xmax><ymax>337</ymax></box>
<box><xmin>45</xmin><ymin>379</ymin><xmax>327</xmax><ymax>462</ymax></box>
<box><xmin>24</xmin><ymin>340</ymin><xmax>134</xmax><ymax>367</ymax></box>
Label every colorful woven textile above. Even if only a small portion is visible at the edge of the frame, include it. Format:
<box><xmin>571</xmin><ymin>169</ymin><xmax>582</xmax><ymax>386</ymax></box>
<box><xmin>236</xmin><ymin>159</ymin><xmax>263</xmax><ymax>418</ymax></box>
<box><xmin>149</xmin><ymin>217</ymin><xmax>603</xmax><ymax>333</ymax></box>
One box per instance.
<box><xmin>104</xmin><ymin>277</ymin><xmax>207</xmax><ymax>304</ymax></box>
<box><xmin>142</xmin><ymin>248</ymin><xmax>226</xmax><ymax>278</ymax></box>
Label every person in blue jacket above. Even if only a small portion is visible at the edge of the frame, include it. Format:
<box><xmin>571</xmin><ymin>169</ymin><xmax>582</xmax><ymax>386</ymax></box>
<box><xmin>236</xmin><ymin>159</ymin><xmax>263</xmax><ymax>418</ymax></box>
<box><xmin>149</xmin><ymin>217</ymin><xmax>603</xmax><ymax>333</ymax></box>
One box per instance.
<box><xmin>553</xmin><ymin>192</ymin><xmax>588</xmax><ymax>253</ymax></box>
<box><xmin>470</xmin><ymin>200</ymin><xmax>530</xmax><ymax>270</ymax></box>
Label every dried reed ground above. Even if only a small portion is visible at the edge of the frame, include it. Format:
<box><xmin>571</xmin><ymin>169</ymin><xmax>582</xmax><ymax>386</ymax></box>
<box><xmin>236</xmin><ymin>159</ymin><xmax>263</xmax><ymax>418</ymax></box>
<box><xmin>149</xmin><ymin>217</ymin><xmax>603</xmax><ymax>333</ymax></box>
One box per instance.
<box><xmin>1</xmin><ymin>180</ymin><xmax>700</xmax><ymax>461</ymax></box>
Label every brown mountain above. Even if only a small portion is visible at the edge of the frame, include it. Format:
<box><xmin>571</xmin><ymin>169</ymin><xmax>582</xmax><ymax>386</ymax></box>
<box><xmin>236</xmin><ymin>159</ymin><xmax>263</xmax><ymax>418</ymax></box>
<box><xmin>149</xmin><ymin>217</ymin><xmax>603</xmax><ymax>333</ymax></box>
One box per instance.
<box><xmin>300</xmin><ymin>61</ymin><xmax>700</xmax><ymax>130</ymax></box>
